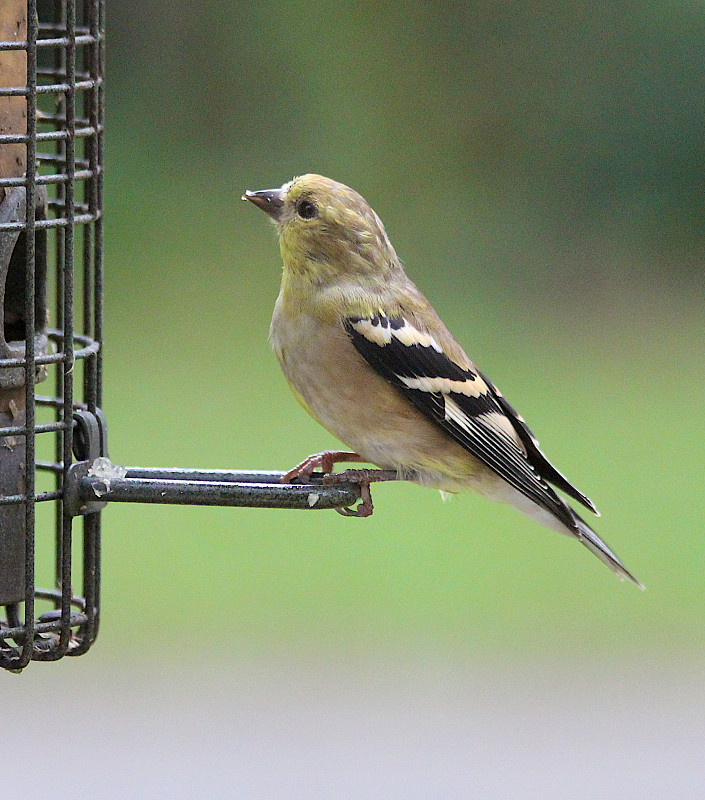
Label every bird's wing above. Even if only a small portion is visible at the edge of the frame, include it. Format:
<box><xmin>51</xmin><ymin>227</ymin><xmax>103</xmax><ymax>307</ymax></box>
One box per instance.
<box><xmin>345</xmin><ymin>312</ymin><xmax>587</xmax><ymax>533</ymax></box>
<box><xmin>474</xmin><ymin>368</ymin><xmax>599</xmax><ymax>515</ymax></box>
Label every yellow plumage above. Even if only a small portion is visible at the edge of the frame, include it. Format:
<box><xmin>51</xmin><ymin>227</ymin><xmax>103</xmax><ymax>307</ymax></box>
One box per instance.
<box><xmin>243</xmin><ymin>174</ymin><xmax>642</xmax><ymax>588</ymax></box>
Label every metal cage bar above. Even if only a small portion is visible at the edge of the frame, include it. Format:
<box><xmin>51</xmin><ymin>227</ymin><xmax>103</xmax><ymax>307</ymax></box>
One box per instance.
<box><xmin>0</xmin><ymin>0</ymin><xmax>104</xmax><ymax>669</ymax></box>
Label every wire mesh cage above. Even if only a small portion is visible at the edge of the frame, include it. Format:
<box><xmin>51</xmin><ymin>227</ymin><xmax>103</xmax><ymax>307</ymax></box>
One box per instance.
<box><xmin>0</xmin><ymin>0</ymin><xmax>104</xmax><ymax>669</ymax></box>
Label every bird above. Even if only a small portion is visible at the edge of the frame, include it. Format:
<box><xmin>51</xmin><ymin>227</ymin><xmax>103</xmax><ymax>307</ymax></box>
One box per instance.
<box><xmin>243</xmin><ymin>174</ymin><xmax>643</xmax><ymax>588</ymax></box>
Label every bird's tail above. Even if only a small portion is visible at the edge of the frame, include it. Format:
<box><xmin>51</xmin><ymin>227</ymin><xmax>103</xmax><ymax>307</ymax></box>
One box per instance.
<box><xmin>572</xmin><ymin>510</ymin><xmax>644</xmax><ymax>590</ymax></box>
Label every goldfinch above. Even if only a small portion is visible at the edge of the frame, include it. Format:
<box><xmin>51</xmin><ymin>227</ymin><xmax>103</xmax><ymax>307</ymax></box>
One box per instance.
<box><xmin>243</xmin><ymin>174</ymin><xmax>642</xmax><ymax>588</ymax></box>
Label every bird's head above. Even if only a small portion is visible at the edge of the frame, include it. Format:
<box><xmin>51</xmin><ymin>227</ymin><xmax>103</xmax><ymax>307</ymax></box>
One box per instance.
<box><xmin>243</xmin><ymin>174</ymin><xmax>399</xmax><ymax>286</ymax></box>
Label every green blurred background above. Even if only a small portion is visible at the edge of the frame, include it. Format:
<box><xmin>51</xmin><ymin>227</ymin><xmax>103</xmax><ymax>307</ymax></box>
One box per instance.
<box><xmin>13</xmin><ymin>2</ymin><xmax>705</xmax><ymax>795</ymax></box>
<box><xmin>96</xmin><ymin>0</ymin><xmax>705</xmax><ymax>659</ymax></box>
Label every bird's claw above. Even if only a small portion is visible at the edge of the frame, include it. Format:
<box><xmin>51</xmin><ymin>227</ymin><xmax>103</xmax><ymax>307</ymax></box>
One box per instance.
<box><xmin>334</xmin><ymin>481</ymin><xmax>374</xmax><ymax>517</ymax></box>
<box><xmin>323</xmin><ymin>468</ymin><xmax>398</xmax><ymax>519</ymax></box>
<box><xmin>280</xmin><ymin>450</ymin><xmax>361</xmax><ymax>484</ymax></box>
<box><xmin>282</xmin><ymin>454</ymin><xmax>397</xmax><ymax>518</ymax></box>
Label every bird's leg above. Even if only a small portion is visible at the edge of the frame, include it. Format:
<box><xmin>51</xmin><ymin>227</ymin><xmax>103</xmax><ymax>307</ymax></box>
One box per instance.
<box><xmin>281</xmin><ymin>450</ymin><xmax>366</xmax><ymax>484</ymax></box>
<box><xmin>323</xmin><ymin>468</ymin><xmax>399</xmax><ymax>518</ymax></box>
<box><xmin>282</xmin><ymin>453</ymin><xmax>398</xmax><ymax>518</ymax></box>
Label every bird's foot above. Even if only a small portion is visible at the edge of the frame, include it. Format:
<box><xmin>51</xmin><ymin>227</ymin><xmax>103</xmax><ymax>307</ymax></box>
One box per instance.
<box><xmin>281</xmin><ymin>450</ymin><xmax>364</xmax><ymax>484</ymax></box>
<box><xmin>323</xmin><ymin>468</ymin><xmax>398</xmax><ymax>518</ymax></box>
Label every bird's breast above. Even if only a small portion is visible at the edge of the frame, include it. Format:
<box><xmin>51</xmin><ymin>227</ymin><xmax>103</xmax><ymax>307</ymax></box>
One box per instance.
<box><xmin>270</xmin><ymin>301</ymin><xmax>482</xmax><ymax>486</ymax></box>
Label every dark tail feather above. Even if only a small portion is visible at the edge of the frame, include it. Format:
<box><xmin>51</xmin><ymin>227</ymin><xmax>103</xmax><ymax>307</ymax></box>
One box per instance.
<box><xmin>573</xmin><ymin>511</ymin><xmax>644</xmax><ymax>590</ymax></box>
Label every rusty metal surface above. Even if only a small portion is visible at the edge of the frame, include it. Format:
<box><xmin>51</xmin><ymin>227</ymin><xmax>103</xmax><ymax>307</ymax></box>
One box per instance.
<box><xmin>0</xmin><ymin>0</ymin><xmax>104</xmax><ymax>670</ymax></box>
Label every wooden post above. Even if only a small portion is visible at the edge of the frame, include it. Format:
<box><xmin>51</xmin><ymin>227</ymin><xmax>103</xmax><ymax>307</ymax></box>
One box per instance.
<box><xmin>0</xmin><ymin>0</ymin><xmax>27</xmax><ymax>201</ymax></box>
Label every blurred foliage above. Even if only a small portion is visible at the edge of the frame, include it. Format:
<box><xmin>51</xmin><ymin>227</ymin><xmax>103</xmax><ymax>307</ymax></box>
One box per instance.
<box><xmin>87</xmin><ymin>1</ymin><xmax>705</xmax><ymax>660</ymax></box>
<box><xmin>109</xmin><ymin>0</ymin><xmax>705</xmax><ymax>289</ymax></box>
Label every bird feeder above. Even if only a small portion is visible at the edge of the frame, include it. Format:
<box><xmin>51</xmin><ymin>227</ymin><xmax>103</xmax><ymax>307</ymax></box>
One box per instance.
<box><xmin>0</xmin><ymin>0</ymin><xmax>365</xmax><ymax>671</ymax></box>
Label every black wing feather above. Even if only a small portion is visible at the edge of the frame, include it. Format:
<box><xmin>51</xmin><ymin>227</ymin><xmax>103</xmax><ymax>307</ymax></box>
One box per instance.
<box><xmin>475</xmin><ymin>369</ymin><xmax>599</xmax><ymax>515</ymax></box>
<box><xmin>345</xmin><ymin>315</ymin><xmax>580</xmax><ymax>533</ymax></box>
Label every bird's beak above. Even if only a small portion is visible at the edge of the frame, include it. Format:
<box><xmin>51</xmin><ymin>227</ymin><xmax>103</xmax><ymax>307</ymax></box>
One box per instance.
<box><xmin>242</xmin><ymin>188</ymin><xmax>284</xmax><ymax>220</ymax></box>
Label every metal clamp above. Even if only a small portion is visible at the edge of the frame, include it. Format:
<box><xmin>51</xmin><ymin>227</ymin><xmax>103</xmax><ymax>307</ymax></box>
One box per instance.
<box><xmin>63</xmin><ymin>409</ymin><xmax>110</xmax><ymax>516</ymax></box>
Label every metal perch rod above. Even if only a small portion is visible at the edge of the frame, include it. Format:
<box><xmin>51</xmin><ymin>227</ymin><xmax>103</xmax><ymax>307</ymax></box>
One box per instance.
<box><xmin>72</xmin><ymin>467</ymin><xmax>398</xmax><ymax>512</ymax></box>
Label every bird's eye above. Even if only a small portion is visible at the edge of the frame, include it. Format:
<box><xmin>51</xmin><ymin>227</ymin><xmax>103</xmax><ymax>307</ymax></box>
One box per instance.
<box><xmin>296</xmin><ymin>199</ymin><xmax>318</xmax><ymax>219</ymax></box>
